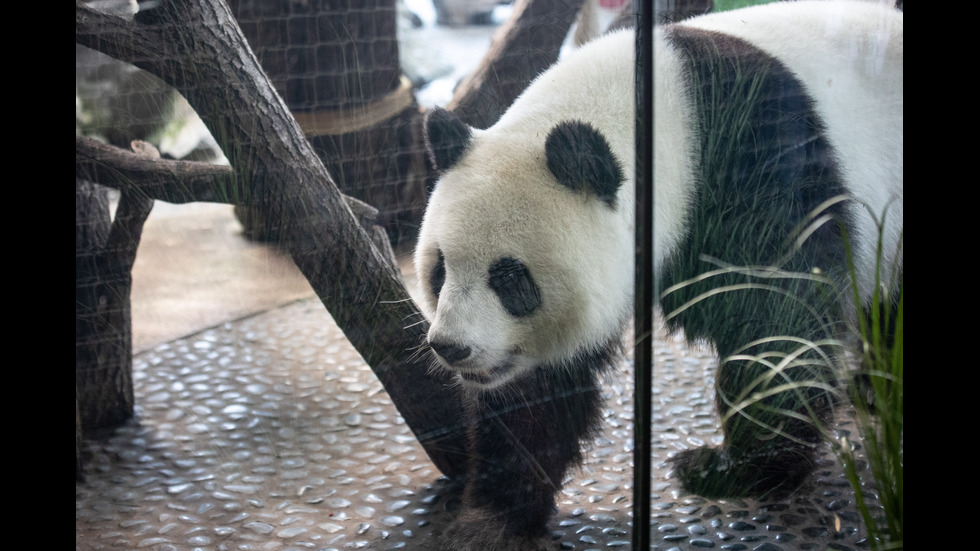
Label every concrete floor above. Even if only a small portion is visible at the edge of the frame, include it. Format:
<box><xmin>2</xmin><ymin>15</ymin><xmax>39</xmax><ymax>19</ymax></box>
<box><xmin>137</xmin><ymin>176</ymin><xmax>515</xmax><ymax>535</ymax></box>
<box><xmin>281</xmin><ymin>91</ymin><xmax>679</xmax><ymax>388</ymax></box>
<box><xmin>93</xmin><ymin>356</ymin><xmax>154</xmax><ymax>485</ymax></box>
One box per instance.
<box><xmin>75</xmin><ymin>201</ymin><xmax>884</xmax><ymax>550</ymax></box>
<box><xmin>127</xmin><ymin>202</ymin><xmax>319</xmax><ymax>355</ymax></box>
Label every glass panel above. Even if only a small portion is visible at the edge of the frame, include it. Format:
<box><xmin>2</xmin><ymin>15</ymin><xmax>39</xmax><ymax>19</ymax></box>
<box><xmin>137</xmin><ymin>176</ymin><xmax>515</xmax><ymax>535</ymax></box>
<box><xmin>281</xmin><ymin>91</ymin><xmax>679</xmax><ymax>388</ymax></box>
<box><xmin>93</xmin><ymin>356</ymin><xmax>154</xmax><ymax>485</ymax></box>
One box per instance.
<box><xmin>77</xmin><ymin>2</ymin><xmax>901</xmax><ymax>550</ymax></box>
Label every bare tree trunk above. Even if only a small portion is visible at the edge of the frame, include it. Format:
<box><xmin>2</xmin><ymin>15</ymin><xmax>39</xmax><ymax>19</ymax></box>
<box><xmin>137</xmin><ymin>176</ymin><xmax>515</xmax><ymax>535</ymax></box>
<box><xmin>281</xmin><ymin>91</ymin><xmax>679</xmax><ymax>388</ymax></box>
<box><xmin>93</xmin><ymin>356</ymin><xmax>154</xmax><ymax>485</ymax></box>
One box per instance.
<box><xmin>76</xmin><ymin>394</ymin><xmax>84</xmax><ymax>480</ymax></box>
<box><xmin>655</xmin><ymin>0</ymin><xmax>713</xmax><ymax>23</ymax></box>
<box><xmin>75</xmin><ymin>178</ymin><xmax>152</xmax><ymax>432</ymax></box>
<box><xmin>75</xmin><ymin>0</ymin><xmax>468</xmax><ymax>478</ymax></box>
<box><xmin>448</xmin><ymin>0</ymin><xmax>586</xmax><ymax>129</ymax></box>
<box><xmin>607</xmin><ymin>1</ymin><xmax>714</xmax><ymax>32</ymax></box>
<box><xmin>443</xmin><ymin>0</ymin><xmax>713</xmax><ymax>132</ymax></box>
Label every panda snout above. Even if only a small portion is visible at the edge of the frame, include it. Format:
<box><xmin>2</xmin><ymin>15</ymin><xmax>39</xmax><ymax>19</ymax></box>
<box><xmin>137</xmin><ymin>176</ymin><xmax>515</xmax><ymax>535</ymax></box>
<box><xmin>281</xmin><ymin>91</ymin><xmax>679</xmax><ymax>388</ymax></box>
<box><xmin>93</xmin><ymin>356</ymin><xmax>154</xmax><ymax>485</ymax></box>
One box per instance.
<box><xmin>429</xmin><ymin>340</ymin><xmax>472</xmax><ymax>365</ymax></box>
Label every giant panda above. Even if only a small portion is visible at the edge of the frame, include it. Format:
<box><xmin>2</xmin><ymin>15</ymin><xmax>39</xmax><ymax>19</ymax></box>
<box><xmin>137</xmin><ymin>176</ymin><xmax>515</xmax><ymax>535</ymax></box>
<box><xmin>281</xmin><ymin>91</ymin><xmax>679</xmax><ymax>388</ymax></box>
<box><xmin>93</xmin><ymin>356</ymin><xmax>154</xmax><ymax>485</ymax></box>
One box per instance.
<box><xmin>415</xmin><ymin>2</ymin><xmax>903</xmax><ymax>549</ymax></box>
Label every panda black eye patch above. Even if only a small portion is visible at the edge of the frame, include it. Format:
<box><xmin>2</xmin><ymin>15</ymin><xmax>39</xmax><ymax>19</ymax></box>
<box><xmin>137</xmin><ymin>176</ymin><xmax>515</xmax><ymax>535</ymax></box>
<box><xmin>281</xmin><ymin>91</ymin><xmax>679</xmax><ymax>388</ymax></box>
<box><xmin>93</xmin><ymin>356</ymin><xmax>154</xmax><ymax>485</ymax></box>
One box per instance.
<box><xmin>488</xmin><ymin>257</ymin><xmax>542</xmax><ymax>317</ymax></box>
<box><xmin>430</xmin><ymin>249</ymin><xmax>446</xmax><ymax>300</ymax></box>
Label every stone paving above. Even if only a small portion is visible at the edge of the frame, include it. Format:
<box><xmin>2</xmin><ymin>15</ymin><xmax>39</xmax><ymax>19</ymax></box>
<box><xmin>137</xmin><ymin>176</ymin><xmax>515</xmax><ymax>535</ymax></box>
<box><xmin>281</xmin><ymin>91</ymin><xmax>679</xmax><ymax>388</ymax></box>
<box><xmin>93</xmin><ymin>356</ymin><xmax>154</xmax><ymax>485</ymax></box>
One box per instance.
<box><xmin>76</xmin><ymin>296</ymin><xmax>882</xmax><ymax>550</ymax></box>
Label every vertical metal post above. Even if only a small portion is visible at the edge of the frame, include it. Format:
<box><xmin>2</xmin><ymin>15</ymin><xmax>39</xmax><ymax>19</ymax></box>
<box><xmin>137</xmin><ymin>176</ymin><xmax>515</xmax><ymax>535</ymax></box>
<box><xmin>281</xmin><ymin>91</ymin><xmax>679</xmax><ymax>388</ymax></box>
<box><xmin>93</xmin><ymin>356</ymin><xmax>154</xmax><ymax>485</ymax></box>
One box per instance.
<box><xmin>633</xmin><ymin>1</ymin><xmax>654</xmax><ymax>550</ymax></box>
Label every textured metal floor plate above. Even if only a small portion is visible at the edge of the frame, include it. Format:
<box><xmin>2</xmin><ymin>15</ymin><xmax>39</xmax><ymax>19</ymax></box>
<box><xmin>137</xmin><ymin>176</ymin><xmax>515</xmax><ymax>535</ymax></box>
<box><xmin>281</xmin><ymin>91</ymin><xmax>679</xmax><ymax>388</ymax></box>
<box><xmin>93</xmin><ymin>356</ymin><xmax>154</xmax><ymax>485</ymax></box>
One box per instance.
<box><xmin>76</xmin><ymin>299</ymin><xmax>879</xmax><ymax>550</ymax></box>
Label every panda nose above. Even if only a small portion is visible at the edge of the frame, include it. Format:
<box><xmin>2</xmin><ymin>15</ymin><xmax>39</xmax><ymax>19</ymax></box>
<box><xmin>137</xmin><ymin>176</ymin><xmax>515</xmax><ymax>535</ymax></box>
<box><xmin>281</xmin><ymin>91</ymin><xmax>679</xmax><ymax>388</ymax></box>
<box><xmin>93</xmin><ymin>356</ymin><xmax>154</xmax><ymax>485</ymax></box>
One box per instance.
<box><xmin>430</xmin><ymin>341</ymin><xmax>471</xmax><ymax>364</ymax></box>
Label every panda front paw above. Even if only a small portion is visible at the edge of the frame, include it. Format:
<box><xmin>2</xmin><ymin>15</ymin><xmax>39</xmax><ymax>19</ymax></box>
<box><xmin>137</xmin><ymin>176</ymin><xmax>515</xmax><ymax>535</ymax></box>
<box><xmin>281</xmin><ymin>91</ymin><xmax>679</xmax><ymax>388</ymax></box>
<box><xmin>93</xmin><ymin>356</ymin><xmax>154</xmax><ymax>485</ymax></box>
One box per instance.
<box><xmin>437</xmin><ymin>507</ymin><xmax>551</xmax><ymax>551</ymax></box>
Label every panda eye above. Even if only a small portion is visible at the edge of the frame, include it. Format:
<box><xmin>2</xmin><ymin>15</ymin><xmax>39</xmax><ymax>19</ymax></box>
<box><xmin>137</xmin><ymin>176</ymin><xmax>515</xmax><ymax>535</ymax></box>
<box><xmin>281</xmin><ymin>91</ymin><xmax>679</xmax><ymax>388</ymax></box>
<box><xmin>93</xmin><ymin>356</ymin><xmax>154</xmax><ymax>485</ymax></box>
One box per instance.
<box><xmin>488</xmin><ymin>257</ymin><xmax>542</xmax><ymax>317</ymax></box>
<box><xmin>430</xmin><ymin>249</ymin><xmax>446</xmax><ymax>300</ymax></box>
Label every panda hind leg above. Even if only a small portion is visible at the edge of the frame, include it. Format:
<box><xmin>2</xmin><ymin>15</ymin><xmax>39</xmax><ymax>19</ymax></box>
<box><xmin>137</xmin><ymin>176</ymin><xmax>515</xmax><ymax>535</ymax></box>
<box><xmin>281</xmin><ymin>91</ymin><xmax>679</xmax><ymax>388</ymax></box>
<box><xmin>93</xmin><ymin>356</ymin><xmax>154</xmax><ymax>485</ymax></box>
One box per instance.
<box><xmin>671</xmin><ymin>349</ymin><xmax>836</xmax><ymax>500</ymax></box>
<box><xmin>670</xmin><ymin>440</ymin><xmax>817</xmax><ymax>500</ymax></box>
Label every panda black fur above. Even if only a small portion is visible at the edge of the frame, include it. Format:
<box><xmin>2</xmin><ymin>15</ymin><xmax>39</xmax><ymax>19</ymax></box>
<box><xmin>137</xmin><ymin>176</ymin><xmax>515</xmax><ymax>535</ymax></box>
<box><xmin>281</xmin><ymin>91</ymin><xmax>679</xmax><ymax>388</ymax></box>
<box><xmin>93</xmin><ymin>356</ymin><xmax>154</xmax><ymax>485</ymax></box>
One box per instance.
<box><xmin>416</xmin><ymin>2</ymin><xmax>902</xmax><ymax>549</ymax></box>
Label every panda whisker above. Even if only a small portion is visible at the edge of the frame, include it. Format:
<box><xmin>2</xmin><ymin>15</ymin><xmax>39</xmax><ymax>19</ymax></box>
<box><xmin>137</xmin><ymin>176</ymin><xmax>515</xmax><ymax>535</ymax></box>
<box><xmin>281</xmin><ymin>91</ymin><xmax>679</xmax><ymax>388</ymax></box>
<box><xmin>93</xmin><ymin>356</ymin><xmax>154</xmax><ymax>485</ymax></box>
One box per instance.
<box><xmin>402</xmin><ymin>318</ymin><xmax>428</xmax><ymax>331</ymax></box>
<box><xmin>378</xmin><ymin>297</ymin><xmax>416</xmax><ymax>304</ymax></box>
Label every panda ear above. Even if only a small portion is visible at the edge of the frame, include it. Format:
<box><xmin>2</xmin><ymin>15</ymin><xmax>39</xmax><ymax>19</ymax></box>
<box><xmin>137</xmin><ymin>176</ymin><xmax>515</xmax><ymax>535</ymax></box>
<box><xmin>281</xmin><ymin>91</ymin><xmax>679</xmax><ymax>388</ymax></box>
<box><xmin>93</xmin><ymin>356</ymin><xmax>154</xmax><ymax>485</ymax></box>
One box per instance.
<box><xmin>545</xmin><ymin>121</ymin><xmax>623</xmax><ymax>207</ymax></box>
<box><xmin>424</xmin><ymin>108</ymin><xmax>473</xmax><ymax>172</ymax></box>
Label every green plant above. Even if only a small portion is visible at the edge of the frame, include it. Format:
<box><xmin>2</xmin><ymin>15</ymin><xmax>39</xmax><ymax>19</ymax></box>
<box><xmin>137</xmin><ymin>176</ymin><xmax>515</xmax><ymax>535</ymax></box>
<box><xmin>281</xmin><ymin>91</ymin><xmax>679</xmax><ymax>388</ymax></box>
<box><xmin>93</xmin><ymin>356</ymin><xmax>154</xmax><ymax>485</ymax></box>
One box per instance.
<box><xmin>713</xmin><ymin>0</ymin><xmax>778</xmax><ymax>13</ymax></box>
<box><xmin>834</xmin><ymin>206</ymin><xmax>904</xmax><ymax>550</ymax></box>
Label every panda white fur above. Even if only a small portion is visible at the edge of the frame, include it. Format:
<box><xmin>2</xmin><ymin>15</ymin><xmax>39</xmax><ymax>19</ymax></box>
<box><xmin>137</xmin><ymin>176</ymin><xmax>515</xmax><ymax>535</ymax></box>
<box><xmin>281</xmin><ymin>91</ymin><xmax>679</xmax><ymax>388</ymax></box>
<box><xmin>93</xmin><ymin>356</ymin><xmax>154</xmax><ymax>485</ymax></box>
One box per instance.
<box><xmin>416</xmin><ymin>2</ymin><xmax>902</xmax><ymax>549</ymax></box>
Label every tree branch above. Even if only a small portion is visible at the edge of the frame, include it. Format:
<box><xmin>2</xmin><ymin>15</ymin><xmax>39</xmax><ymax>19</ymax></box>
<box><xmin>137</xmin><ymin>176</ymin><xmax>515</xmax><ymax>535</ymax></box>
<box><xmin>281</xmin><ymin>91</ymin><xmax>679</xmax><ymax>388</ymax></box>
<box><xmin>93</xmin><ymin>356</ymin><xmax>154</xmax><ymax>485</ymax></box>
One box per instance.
<box><xmin>76</xmin><ymin>3</ymin><xmax>170</xmax><ymax>83</ymax></box>
<box><xmin>76</xmin><ymin>134</ymin><xmax>241</xmax><ymax>204</ymax></box>
<box><xmin>76</xmin><ymin>133</ymin><xmax>398</xmax><ymax>269</ymax></box>
<box><xmin>76</xmin><ymin>0</ymin><xmax>468</xmax><ymax>477</ymax></box>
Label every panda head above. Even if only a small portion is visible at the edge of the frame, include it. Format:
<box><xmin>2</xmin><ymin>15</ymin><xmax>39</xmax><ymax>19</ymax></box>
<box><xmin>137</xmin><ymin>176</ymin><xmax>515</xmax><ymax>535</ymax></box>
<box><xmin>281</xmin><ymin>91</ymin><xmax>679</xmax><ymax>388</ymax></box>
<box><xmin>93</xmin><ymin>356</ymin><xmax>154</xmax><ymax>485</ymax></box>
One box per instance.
<box><xmin>414</xmin><ymin>108</ymin><xmax>634</xmax><ymax>391</ymax></box>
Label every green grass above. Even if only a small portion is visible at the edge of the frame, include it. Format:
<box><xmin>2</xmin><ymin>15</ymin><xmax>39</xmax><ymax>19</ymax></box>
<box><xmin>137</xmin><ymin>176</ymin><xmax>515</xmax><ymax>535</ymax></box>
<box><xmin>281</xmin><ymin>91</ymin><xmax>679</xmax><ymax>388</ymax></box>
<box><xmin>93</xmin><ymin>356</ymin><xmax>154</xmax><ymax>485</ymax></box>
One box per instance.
<box><xmin>713</xmin><ymin>0</ymin><xmax>778</xmax><ymax>12</ymax></box>
<box><xmin>833</xmin><ymin>207</ymin><xmax>904</xmax><ymax>550</ymax></box>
